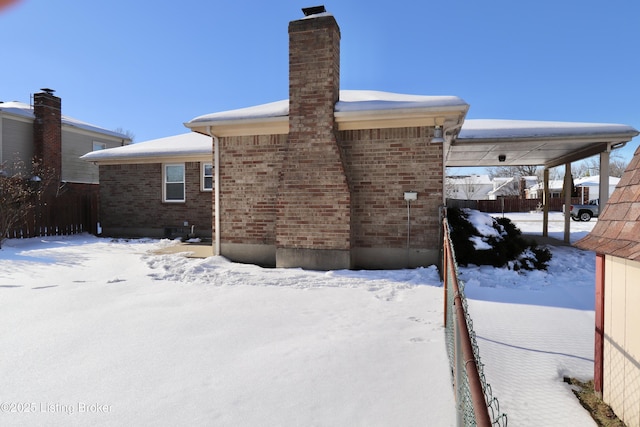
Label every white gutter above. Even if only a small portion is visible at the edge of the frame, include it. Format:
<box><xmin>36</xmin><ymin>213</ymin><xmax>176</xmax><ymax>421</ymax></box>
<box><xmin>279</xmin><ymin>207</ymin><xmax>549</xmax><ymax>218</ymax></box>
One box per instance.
<box><xmin>207</xmin><ymin>126</ymin><xmax>221</xmax><ymax>256</ymax></box>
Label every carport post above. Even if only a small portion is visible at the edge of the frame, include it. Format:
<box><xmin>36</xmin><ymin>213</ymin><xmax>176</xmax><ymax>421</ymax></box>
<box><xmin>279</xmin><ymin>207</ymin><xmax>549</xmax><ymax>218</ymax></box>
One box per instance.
<box><xmin>599</xmin><ymin>149</ymin><xmax>610</xmax><ymax>208</ymax></box>
<box><xmin>543</xmin><ymin>168</ymin><xmax>549</xmax><ymax>237</ymax></box>
<box><xmin>564</xmin><ymin>163</ymin><xmax>572</xmax><ymax>244</ymax></box>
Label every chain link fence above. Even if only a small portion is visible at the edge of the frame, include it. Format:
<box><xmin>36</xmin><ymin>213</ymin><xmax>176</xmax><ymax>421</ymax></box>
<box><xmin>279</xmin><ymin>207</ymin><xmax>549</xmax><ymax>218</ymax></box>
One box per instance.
<box><xmin>443</xmin><ymin>217</ymin><xmax>508</xmax><ymax>426</ymax></box>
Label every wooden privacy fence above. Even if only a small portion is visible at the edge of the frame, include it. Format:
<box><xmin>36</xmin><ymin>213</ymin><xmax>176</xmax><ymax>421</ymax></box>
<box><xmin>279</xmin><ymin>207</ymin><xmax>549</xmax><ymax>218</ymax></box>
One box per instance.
<box><xmin>447</xmin><ymin>197</ymin><xmax>582</xmax><ymax>213</ymax></box>
<box><xmin>7</xmin><ymin>191</ymin><xmax>99</xmax><ymax>239</ymax></box>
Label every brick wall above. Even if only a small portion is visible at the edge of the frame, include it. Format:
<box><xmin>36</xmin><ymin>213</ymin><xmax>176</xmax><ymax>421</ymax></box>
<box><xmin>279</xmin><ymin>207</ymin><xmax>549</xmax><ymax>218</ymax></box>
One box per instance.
<box><xmin>99</xmin><ymin>162</ymin><xmax>212</xmax><ymax>238</ymax></box>
<box><xmin>278</xmin><ymin>14</ymin><xmax>351</xmax><ymax>252</ymax></box>
<box><xmin>217</xmin><ymin>134</ymin><xmax>287</xmax><ymax>244</ymax></box>
<box><xmin>340</xmin><ymin>127</ymin><xmax>443</xmax><ymax>250</ymax></box>
<box><xmin>33</xmin><ymin>90</ymin><xmax>62</xmax><ymax>182</ymax></box>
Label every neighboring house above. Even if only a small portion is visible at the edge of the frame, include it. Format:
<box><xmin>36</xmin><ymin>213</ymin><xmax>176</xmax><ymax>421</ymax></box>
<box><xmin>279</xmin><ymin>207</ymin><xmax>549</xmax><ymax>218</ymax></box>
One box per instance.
<box><xmin>87</xmin><ymin>7</ymin><xmax>638</xmax><ymax>270</ymax></box>
<box><xmin>446</xmin><ymin>175</ymin><xmax>529</xmax><ymax>200</ymax></box>
<box><xmin>575</xmin><ymin>146</ymin><xmax>640</xmax><ymax>427</ymax></box>
<box><xmin>446</xmin><ymin>174</ymin><xmax>493</xmax><ymax>200</ymax></box>
<box><xmin>81</xmin><ymin>133</ymin><xmax>213</xmax><ymax>239</ymax></box>
<box><xmin>527</xmin><ymin>180</ymin><xmax>564</xmax><ymax>199</ymax></box>
<box><xmin>0</xmin><ymin>89</ymin><xmax>131</xmax><ymax>189</ymax></box>
<box><xmin>574</xmin><ymin>175</ymin><xmax>620</xmax><ymax>203</ymax></box>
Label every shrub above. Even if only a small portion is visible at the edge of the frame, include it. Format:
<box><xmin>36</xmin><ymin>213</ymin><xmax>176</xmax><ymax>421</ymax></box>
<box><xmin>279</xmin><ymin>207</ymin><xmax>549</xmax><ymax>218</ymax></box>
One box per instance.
<box><xmin>447</xmin><ymin>207</ymin><xmax>551</xmax><ymax>271</ymax></box>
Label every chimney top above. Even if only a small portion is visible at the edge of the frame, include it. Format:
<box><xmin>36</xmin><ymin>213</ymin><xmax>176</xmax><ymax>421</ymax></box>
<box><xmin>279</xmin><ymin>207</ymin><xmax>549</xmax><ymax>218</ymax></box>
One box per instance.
<box><xmin>302</xmin><ymin>5</ymin><xmax>326</xmax><ymax>16</ymax></box>
<box><xmin>40</xmin><ymin>88</ymin><xmax>55</xmax><ymax>95</ymax></box>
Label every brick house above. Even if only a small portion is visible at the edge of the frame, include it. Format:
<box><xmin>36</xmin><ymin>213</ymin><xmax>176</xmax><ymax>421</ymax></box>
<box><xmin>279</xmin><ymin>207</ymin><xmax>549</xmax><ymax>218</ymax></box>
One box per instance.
<box><xmin>575</xmin><ymin>145</ymin><xmax>640</xmax><ymax>427</ymax></box>
<box><xmin>1</xmin><ymin>89</ymin><xmax>130</xmax><ymax>187</ymax></box>
<box><xmin>81</xmin><ymin>132</ymin><xmax>213</xmax><ymax>239</ymax></box>
<box><xmin>86</xmin><ymin>6</ymin><xmax>637</xmax><ymax>270</ymax></box>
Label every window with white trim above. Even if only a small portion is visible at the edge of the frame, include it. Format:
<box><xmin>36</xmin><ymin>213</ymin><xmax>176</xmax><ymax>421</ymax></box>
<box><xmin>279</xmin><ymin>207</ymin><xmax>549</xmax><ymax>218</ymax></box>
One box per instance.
<box><xmin>202</xmin><ymin>163</ymin><xmax>213</xmax><ymax>191</ymax></box>
<box><xmin>164</xmin><ymin>164</ymin><xmax>185</xmax><ymax>202</ymax></box>
<box><xmin>92</xmin><ymin>141</ymin><xmax>107</xmax><ymax>151</ymax></box>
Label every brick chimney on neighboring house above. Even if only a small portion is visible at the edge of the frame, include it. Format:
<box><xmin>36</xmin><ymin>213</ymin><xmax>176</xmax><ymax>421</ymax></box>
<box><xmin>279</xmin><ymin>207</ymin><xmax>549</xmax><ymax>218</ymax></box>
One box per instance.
<box><xmin>33</xmin><ymin>88</ymin><xmax>62</xmax><ymax>182</ymax></box>
<box><xmin>276</xmin><ymin>6</ymin><xmax>352</xmax><ymax>269</ymax></box>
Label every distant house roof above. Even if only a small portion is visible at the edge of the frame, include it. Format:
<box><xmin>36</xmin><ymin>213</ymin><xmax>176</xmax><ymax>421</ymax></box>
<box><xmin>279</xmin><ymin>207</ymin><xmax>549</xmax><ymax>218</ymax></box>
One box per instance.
<box><xmin>528</xmin><ymin>180</ymin><xmax>565</xmax><ymax>192</ymax></box>
<box><xmin>81</xmin><ymin>133</ymin><xmax>211</xmax><ymax>164</ymax></box>
<box><xmin>574</xmin><ymin>175</ymin><xmax>620</xmax><ymax>187</ymax></box>
<box><xmin>446</xmin><ymin>174</ymin><xmax>492</xmax><ymax>185</ymax></box>
<box><xmin>0</xmin><ymin>101</ymin><xmax>130</xmax><ymax>140</ymax></box>
<box><xmin>575</xmin><ymin>146</ymin><xmax>640</xmax><ymax>261</ymax></box>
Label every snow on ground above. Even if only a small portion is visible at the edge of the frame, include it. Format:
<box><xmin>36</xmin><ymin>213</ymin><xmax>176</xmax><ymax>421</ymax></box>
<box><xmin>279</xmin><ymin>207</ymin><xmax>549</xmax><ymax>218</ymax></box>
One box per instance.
<box><xmin>461</xmin><ymin>211</ymin><xmax>597</xmax><ymax>426</ymax></box>
<box><xmin>0</xmin><ymin>211</ymin><xmax>599</xmax><ymax>426</ymax></box>
<box><xmin>0</xmin><ymin>236</ymin><xmax>453</xmax><ymax>426</ymax></box>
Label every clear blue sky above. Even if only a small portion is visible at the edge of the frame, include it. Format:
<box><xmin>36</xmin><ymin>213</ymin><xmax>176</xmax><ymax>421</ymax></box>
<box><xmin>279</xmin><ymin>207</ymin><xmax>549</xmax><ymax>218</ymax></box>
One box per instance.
<box><xmin>2</xmin><ymin>0</ymin><xmax>639</xmax><ymax>165</ymax></box>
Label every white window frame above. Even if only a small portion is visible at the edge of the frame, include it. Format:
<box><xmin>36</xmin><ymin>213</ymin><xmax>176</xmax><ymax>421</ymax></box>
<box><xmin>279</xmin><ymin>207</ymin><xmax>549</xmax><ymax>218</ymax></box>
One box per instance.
<box><xmin>163</xmin><ymin>163</ymin><xmax>185</xmax><ymax>203</ymax></box>
<box><xmin>92</xmin><ymin>141</ymin><xmax>107</xmax><ymax>151</ymax></box>
<box><xmin>201</xmin><ymin>162</ymin><xmax>213</xmax><ymax>192</ymax></box>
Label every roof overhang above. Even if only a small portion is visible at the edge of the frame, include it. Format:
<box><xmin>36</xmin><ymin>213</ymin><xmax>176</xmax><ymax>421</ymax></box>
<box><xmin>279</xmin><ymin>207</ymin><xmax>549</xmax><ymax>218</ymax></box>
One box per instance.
<box><xmin>85</xmin><ymin>154</ymin><xmax>211</xmax><ymax>166</ymax></box>
<box><xmin>448</xmin><ymin>119</ymin><xmax>639</xmax><ymax>169</ymax></box>
<box><xmin>186</xmin><ymin>105</ymin><xmax>469</xmax><ymax>137</ymax></box>
<box><xmin>334</xmin><ymin>104</ymin><xmax>468</xmax><ymax>131</ymax></box>
<box><xmin>186</xmin><ymin>116</ymin><xmax>288</xmax><ymax>137</ymax></box>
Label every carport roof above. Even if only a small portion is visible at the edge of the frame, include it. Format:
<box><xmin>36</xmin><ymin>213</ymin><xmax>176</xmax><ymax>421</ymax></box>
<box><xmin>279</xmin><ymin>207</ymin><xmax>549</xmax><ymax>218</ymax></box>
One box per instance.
<box><xmin>448</xmin><ymin>119</ymin><xmax>639</xmax><ymax>169</ymax></box>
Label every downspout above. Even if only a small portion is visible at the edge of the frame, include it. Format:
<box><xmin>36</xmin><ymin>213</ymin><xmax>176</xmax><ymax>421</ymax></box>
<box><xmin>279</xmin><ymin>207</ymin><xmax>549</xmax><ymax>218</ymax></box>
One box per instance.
<box><xmin>599</xmin><ymin>145</ymin><xmax>611</xmax><ymax>208</ymax></box>
<box><xmin>207</xmin><ymin>126</ymin><xmax>221</xmax><ymax>256</ymax></box>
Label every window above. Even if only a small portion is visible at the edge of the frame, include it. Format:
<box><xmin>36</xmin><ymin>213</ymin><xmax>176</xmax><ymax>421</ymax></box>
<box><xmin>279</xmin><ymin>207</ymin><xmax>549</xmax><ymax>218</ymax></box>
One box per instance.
<box><xmin>164</xmin><ymin>164</ymin><xmax>185</xmax><ymax>202</ymax></box>
<box><xmin>202</xmin><ymin>163</ymin><xmax>213</xmax><ymax>191</ymax></box>
<box><xmin>92</xmin><ymin>141</ymin><xmax>107</xmax><ymax>151</ymax></box>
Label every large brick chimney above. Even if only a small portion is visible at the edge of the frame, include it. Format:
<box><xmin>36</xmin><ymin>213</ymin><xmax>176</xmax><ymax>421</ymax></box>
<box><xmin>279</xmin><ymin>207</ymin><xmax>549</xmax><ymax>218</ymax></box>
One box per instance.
<box><xmin>33</xmin><ymin>88</ymin><xmax>62</xmax><ymax>182</ymax></box>
<box><xmin>276</xmin><ymin>6</ymin><xmax>352</xmax><ymax>269</ymax></box>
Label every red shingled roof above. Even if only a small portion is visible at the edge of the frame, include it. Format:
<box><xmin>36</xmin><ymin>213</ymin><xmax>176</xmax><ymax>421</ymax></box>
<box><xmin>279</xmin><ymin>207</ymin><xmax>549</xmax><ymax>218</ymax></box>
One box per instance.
<box><xmin>575</xmin><ymin>145</ymin><xmax>640</xmax><ymax>261</ymax></box>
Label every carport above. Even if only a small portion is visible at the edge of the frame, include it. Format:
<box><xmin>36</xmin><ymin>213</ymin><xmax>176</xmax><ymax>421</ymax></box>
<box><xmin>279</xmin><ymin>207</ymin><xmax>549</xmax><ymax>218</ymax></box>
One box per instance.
<box><xmin>444</xmin><ymin>119</ymin><xmax>639</xmax><ymax>243</ymax></box>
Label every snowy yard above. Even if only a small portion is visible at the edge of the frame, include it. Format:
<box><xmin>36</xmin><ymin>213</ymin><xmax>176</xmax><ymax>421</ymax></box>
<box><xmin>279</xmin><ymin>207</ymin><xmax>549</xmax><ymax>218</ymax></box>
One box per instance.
<box><xmin>0</xmin><ymin>237</ymin><xmax>453</xmax><ymax>426</ymax></box>
<box><xmin>0</xmin><ymin>211</ymin><xmax>599</xmax><ymax>426</ymax></box>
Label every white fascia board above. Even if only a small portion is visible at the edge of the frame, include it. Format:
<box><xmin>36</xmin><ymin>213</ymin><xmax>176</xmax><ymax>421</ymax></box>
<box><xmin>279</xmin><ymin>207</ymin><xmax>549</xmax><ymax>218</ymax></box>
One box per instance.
<box><xmin>85</xmin><ymin>153</ymin><xmax>212</xmax><ymax>166</ymax></box>
<box><xmin>184</xmin><ymin>116</ymin><xmax>288</xmax><ymax>137</ymax></box>
<box><xmin>335</xmin><ymin>104</ymin><xmax>469</xmax><ymax>130</ymax></box>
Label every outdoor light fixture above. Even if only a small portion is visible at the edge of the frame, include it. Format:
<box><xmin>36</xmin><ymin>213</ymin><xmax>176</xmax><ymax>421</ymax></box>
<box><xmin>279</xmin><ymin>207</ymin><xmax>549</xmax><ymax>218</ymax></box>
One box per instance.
<box><xmin>432</xmin><ymin>126</ymin><xmax>444</xmax><ymax>143</ymax></box>
<box><xmin>498</xmin><ymin>154</ymin><xmax>506</xmax><ymax>162</ymax></box>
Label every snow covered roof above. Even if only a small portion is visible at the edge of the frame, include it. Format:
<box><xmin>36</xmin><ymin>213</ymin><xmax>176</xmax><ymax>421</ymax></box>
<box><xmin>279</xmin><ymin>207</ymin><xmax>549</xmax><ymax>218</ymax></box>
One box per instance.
<box><xmin>574</xmin><ymin>175</ymin><xmax>620</xmax><ymax>187</ymax></box>
<box><xmin>188</xmin><ymin>90</ymin><xmax>466</xmax><ymax>124</ymax></box>
<box><xmin>81</xmin><ymin>133</ymin><xmax>211</xmax><ymax>164</ymax></box>
<box><xmin>446</xmin><ymin>174</ymin><xmax>492</xmax><ymax>185</ymax></box>
<box><xmin>449</xmin><ymin>119</ymin><xmax>639</xmax><ymax>169</ymax></box>
<box><xmin>459</xmin><ymin>119</ymin><xmax>638</xmax><ymax>140</ymax></box>
<box><xmin>185</xmin><ymin>90</ymin><xmax>469</xmax><ymax>136</ymax></box>
<box><xmin>0</xmin><ymin>101</ymin><xmax>130</xmax><ymax>140</ymax></box>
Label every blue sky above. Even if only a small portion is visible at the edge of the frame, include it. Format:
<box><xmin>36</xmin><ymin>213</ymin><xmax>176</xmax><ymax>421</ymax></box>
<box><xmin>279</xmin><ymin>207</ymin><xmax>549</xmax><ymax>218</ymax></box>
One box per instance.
<box><xmin>1</xmin><ymin>0</ymin><xmax>639</xmax><ymax>166</ymax></box>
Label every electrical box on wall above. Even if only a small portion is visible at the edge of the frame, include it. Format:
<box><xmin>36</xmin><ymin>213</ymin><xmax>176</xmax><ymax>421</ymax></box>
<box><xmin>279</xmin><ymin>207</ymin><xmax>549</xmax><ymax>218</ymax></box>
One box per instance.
<box><xmin>404</xmin><ymin>191</ymin><xmax>418</xmax><ymax>201</ymax></box>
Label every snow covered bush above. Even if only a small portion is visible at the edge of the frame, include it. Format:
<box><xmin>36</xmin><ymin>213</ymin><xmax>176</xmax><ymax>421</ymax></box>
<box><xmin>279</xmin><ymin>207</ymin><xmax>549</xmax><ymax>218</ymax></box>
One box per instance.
<box><xmin>447</xmin><ymin>207</ymin><xmax>551</xmax><ymax>271</ymax></box>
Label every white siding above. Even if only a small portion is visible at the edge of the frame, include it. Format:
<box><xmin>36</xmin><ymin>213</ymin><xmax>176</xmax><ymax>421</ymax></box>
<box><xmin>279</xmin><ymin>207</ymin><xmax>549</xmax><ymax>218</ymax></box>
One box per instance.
<box><xmin>604</xmin><ymin>256</ymin><xmax>640</xmax><ymax>427</ymax></box>
<box><xmin>61</xmin><ymin>129</ymin><xmax>124</xmax><ymax>184</ymax></box>
<box><xmin>1</xmin><ymin>117</ymin><xmax>33</xmax><ymax>166</ymax></box>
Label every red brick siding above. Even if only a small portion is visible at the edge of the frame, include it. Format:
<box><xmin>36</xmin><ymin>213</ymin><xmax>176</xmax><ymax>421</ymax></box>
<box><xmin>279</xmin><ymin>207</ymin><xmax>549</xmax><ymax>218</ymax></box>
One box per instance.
<box><xmin>217</xmin><ymin>134</ymin><xmax>287</xmax><ymax>244</ymax></box>
<box><xmin>33</xmin><ymin>92</ymin><xmax>62</xmax><ymax>182</ymax></box>
<box><xmin>340</xmin><ymin>127</ymin><xmax>443</xmax><ymax>249</ymax></box>
<box><xmin>99</xmin><ymin>162</ymin><xmax>212</xmax><ymax>236</ymax></box>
